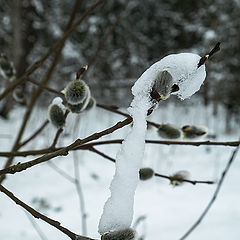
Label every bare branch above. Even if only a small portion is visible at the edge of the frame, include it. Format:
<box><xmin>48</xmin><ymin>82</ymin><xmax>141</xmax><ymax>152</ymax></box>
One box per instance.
<box><xmin>0</xmin><ymin>139</ymin><xmax>239</xmax><ymax>158</ymax></box>
<box><xmin>0</xmin><ymin>184</ymin><xmax>96</xmax><ymax>240</ymax></box>
<box><xmin>154</xmin><ymin>173</ymin><xmax>214</xmax><ymax>185</ymax></box>
<box><xmin>20</xmin><ymin>120</ymin><xmax>49</xmax><ymax>147</ymax></box>
<box><xmin>180</xmin><ymin>144</ymin><xmax>240</xmax><ymax>240</ymax></box>
<box><xmin>88</xmin><ymin>147</ymin><xmax>214</xmax><ymax>185</ymax></box>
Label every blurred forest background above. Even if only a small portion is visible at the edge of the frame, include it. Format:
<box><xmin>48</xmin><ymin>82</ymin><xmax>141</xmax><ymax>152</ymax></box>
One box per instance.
<box><xmin>0</xmin><ymin>0</ymin><xmax>239</xmax><ymax>125</ymax></box>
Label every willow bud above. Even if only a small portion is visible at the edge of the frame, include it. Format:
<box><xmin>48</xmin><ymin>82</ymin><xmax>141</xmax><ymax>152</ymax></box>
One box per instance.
<box><xmin>62</xmin><ymin>80</ymin><xmax>90</xmax><ymax>105</ymax></box>
<box><xmin>48</xmin><ymin>98</ymin><xmax>65</xmax><ymax>128</ymax></box>
<box><xmin>101</xmin><ymin>228</ymin><xmax>136</xmax><ymax>240</ymax></box>
<box><xmin>67</xmin><ymin>90</ymin><xmax>91</xmax><ymax>113</ymax></box>
<box><xmin>170</xmin><ymin>170</ymin><xmax>189</xmax><ymax>186</ymax></box>
<box><xmin>158</xmin><ymin>124</ymin><xmax>181</xmax><ymax>139</ymax></box>
<box><xmin>182</xmin><ymin>125</ymin><xmax>207</xmax><ymax>139</ymax></box>
<box><xmin>139</xmin><ymin>168</ymin><xmax>154</xmax><ymax>180</ymax></box>
<box><xmin>153</xmin><ymin>70</ymin><xmax>173</xmax><ymax>100</ymax></box>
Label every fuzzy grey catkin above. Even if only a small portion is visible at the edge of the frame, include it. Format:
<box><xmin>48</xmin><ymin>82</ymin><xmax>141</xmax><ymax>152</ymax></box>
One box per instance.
<box><xmin>139</xmin><ymin>168</ymin><xmax>154</xmax><ymax>180</ymax></box>
<box><xmin>101</xmin><ymin>228</ymin><xmax>136</xmax><ymax>240</ymax></box>
<box><xmin>170</xmin><ymin>170</ymin><xmax>189</xmax><ymax>186</ymax></box>
<box><xmin>67</xmin><ymin>90</ymin><xmax>91</xmax><ymax>113</ymax></box>
<box><xmin>182</xmin><ymin>125</ymin><xmax>207</xmax><ymax>139</ymax></box>
<box><xmin>48</xmin><ymin>104</ymin><xmax>65</xmax><ymax>128</ymax></box>
<box><xmin>64</xmin><ymin>80</ymin><xmax>89</xmax><ymax>105</ymax></box>
<box><xmin>158</xmin><ymin>124</ymin><xmax>181</xmax><ymax>139</ymax></box>
<box><xmin>153</xmin><ymin>70</ymin><xmax>173</xmax><ymax>100</ymax></box>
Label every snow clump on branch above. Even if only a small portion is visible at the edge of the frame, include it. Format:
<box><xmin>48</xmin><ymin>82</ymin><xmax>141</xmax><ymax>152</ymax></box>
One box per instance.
<box><xmin>98</xmin><ymin>53</ymin><xmax>206</xmax><ymax>235</ymax></box>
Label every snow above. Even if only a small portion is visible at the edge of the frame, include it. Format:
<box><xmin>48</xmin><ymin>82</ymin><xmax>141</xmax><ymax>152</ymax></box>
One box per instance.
<box><xmin>134</xmin><ymin>53</ymin><xmax>206</xmax><ymax>100</ymax></box>
<box><xmin>98</xmin><ymin>53</ymin><xmax>206</xmax><ymax>235</ymax></box>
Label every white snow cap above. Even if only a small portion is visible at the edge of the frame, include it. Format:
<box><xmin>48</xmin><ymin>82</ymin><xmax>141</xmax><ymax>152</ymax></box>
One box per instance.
<box><xmin>133</xmin><ymin>53</ymin><xmax>206</xmax><ymax>100</ymax></box>
<box><xmin>98</xmin><ymin>52</ymin><xmax>206</xmax><ymax>235</ymax></box>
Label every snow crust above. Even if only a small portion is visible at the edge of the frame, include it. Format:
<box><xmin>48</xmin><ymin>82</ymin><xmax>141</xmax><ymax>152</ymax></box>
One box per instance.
<box><xmin>98</xmin><ymin>53</ymin><xmax>206</xmax><ymax>235</ymax></box>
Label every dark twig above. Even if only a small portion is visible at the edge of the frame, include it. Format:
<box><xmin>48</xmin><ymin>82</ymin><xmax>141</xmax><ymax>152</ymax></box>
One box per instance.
<box><xmin>20</xmin><ymin>120</ymin><xmax>49</xmax><ymax>147</ymax></box>
<box><xmin>198</xmin><ymin>42</ymin><xmax>221</xmax><ymax>68</ymax></box>
<box><xmin>27</xmin><ymin>78</ymin><xmax>64</xmax><ymax>97</ymax></box>
<box><xmin>88</xmin><ymin>147</ymin><xmax>214</xmax><ymax>185</ymax></box>
<box><xmin>88</xmin><ymin>147</ymin><xmax>115</xmax><ymax>163</ymax></box>
<box><xmin>0</xmin><ymin>184</ymin><xmax>96</xmax><ymax>240</ymax></box>
<box><xmin>180</xmin><ymin>144</ymin><xmax>240</xmax><ymax>240</ymax></box>
<box><xmin>0</xmin><ymin>139</ymin><xmax>239</xmax><ymax>158</ymax></box>
<box><xmin>154</xmin><ymin>173</ymin><xmax>214</xmax><ymax>185</ymax></box>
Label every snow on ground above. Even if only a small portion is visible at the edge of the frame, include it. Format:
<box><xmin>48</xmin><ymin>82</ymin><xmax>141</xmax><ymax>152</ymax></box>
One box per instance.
<box><xmin>0</xmin><ymin>100</ymin><xmax>239</xmax><ymax>240</ymax></box>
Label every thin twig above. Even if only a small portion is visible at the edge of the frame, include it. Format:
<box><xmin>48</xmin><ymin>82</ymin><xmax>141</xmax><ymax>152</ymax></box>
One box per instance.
<box><xmin>27</xmin><ymin>78</ymin><xmax>64</xmax><ymax>97</ymax></box>
<box><xmin>20</xmin><ymin>120</ymin><xmax>49</xmax><ymax>147</ymax></box>
<box><xmin>88</xmin><ymin>147</ymin><xmax>115</xmax><ymax>163</ymax></box>
<box><xmin>0</xmin><ymin>139</ymin><xmax>239</xmax><ymax>158</ymax></box>
<box><xmin>0</xmin><ymin>184</ymin><xmax>96</xmax><ymax>240</ymax></box>
<box><xmin>88</xmin><ymin>147</ymin><xmax>214</xmax><ymax>185</ymax></box>
<box><xmin>179</xmin><ymin>144</ymin><xmax>240</xmax><ymax>240</ymax></box>
<box><xmin>154</xmin><ymin>173</ymin><xmax>214</xmax><ymax>185</ymax></box>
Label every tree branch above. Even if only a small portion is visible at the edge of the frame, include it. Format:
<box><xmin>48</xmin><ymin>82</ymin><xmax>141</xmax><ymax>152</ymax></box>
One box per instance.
<box><xmin>0</xmin><ymin>139</ymin><xmax>239</xmax><ymax>158</ymax></box>
<box><xmin>0</xmin><ymin>184</ymin><xmax>96</xmax><ymax>240</ymax></box>
<box><xmin>88</xmin><ymin>147</ymin><xmax>214</xmax><ymax>185</ymax></box>
<box><xmin>19</xmin><ymin>120</ymin><xmax>49</xmax><ymax>148</ymax></box>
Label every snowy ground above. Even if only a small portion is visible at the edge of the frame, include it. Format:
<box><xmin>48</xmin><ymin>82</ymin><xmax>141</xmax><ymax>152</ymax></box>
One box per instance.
<box><xmin>0</xmin><ymin>100</ymin><xmax>239</xmax><ymax>240</ymax></box>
